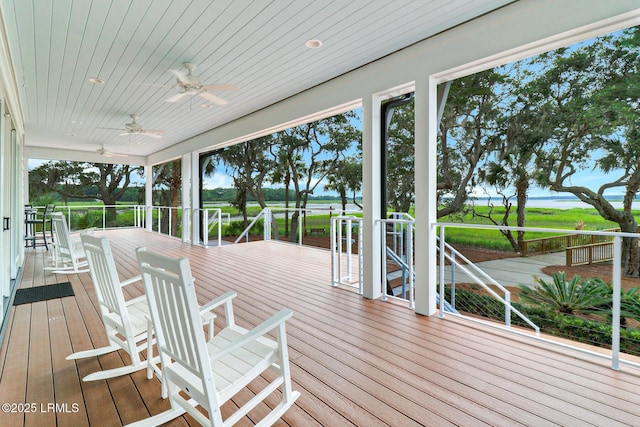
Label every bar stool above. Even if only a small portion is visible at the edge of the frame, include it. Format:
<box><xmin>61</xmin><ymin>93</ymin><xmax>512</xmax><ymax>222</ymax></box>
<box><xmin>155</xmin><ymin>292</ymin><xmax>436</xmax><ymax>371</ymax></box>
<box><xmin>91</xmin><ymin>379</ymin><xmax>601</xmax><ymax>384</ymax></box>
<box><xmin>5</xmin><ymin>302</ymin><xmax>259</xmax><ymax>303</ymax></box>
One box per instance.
<box><xmin>24</xmin><ymin>204</ymin><xmax>55</xmax><ymax>250</ymax></box>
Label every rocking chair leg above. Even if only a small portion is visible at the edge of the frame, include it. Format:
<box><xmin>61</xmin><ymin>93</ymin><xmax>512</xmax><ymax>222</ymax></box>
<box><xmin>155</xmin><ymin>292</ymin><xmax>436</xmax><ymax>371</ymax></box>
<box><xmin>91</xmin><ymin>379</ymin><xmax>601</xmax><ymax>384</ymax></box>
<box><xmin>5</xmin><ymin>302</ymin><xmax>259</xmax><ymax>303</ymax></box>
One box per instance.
<box><xmin>66</xmin><ymin>345</ymin><xmax>121</xmax><ymax>360</ymax></box>
<box><xmin>82</xmin><ymin>362</ymin><xmax>149</xmax><ymax>382</ymax></box>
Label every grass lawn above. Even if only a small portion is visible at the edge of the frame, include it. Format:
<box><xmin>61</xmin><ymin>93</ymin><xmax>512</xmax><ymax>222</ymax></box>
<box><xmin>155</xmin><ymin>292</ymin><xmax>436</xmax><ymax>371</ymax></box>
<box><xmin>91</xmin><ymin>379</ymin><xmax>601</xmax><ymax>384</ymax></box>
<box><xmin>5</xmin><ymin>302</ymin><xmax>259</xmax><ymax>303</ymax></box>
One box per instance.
<box><xmin>438</xmin><ymin>205</ymin><xmax>631</xmax><ymax>251</ymax></box>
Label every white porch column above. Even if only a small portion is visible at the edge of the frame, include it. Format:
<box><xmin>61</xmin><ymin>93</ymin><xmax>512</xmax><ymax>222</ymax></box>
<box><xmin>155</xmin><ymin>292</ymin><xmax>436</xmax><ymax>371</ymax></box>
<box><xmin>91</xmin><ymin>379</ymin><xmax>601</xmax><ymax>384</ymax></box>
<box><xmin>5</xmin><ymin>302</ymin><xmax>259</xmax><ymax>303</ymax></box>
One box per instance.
<box><xmin>190</xmin><ymin>152</ymin><xmax>201</xmax><ymax>245</ymax></box>
<box><xmin>144</xmin><ymin>165</ymin><xmax>153</xmax><ymax>231</ymax></box>
<box><xmin>181</xmin><ymin>153</ymin><xmax>191</xmax><ymax>243</ymax></box>
<box><xmin>361</xmin><ymin>94</ymin><xmax>382</xmax><ymax>300</ymax></box>
<box><xmin>414</xmin><ymin>76</ymin><xmax>438</xmax><ymax>316</ymax></box>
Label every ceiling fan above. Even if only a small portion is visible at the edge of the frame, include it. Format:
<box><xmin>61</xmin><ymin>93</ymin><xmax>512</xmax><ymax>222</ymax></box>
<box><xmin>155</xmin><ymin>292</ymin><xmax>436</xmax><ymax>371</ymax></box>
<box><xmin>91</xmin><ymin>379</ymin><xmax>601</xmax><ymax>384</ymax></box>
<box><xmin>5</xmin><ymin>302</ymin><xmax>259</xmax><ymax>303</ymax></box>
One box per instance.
<box><xmin>97</xmin><ymin>144</ymin><xmax>128</xmax><ymax>158</ymax></box>
<box><xmin>98</xmin><ymin>114</ymin><xmax>164</xmax><ymax>139</ymax></box>
<box><xmin>166</xmin><ymin>62</ymin><xmax>238</xmax><ymax>105</ymax></box>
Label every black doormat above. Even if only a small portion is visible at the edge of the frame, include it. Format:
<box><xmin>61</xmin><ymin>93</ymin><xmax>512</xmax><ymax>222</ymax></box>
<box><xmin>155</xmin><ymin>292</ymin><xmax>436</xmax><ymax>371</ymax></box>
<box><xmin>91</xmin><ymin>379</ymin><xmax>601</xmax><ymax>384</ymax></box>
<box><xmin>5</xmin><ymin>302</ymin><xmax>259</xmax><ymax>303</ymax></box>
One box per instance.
<box><xmin>13</xmin><ymin>282</ymin><xmax>75</xmax><ymax>305</ymax></box>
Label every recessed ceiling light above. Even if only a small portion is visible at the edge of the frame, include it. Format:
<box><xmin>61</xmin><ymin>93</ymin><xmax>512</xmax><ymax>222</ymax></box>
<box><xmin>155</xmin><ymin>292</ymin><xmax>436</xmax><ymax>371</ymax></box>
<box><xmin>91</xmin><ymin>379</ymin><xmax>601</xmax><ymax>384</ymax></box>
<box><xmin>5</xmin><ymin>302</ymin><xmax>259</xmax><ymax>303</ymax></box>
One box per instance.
<box><xmin>88</xmin><ymin>77</ymin><xmax>105</xmax><ymax>85</ymax></box>
<box><xmin>71</xmin><ymin>120</ymin><xmax>83</xmax><ymax>124</ymax></box>
<box><xmin>65</xmin><ymin>133</ymin><xmax>77</xmax><ymax>137</ymax></box>
<box><xmin>201</xmin><ymin>104</ymin><xmax>212</xmax><ymax>108</ymax></box>
<box><xmin>305</xmin><ymin>39</ymin><xmax>323</xmax><ymax>49</ymax></box>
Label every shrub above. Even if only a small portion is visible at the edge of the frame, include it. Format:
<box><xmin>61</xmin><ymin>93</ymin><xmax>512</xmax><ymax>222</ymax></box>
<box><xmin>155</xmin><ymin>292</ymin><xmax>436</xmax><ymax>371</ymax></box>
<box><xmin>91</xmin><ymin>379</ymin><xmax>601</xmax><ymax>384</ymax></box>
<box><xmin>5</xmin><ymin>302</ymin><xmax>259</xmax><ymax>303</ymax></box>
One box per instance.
<box><xmin>519</xmin><ymin>272</ymin><xmax>610</xmax><ymax>314</ymax></box>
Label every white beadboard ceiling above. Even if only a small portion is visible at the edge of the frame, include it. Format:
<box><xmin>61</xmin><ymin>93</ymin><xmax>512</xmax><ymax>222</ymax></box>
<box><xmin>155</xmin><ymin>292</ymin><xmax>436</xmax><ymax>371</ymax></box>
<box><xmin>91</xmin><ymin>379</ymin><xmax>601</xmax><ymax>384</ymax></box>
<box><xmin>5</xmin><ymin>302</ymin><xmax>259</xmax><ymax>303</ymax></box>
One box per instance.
<box><xmin>2</xmin><ymin>0</ymin><xmax>511</xmax><ymax>159</ymax></box>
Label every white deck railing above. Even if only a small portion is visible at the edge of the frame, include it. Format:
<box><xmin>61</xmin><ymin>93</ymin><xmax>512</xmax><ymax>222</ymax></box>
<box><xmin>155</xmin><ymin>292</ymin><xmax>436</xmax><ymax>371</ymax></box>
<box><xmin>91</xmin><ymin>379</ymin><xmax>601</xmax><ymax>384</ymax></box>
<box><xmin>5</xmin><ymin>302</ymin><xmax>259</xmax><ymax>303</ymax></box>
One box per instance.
<box><xmin>330</xmin><ymin>216</ymin><xmax>363</xmax><ymax>293</ymax></box>
<box><xmin>436</xmin><ymin>222</ymin><xmax>640</xmax><ymax>371</ymax></box>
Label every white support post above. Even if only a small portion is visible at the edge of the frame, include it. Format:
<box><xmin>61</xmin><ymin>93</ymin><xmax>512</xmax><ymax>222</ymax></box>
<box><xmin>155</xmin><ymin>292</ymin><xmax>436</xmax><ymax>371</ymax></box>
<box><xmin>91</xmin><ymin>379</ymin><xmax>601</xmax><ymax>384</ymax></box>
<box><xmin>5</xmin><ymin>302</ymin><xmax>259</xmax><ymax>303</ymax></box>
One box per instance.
<box><xmin>362</xmin><ymin>94</ymin><xmax>382</xmax><ymax>300</ymax></box>
<box><xmin>191</xmin><ymin>152</ymin><xmax>201</xmax><ymax>246</ymax></box>
<box><xmin>144</xmin><ymin>165</ymin><xmax>153</xmax><ymax>231</ymax></box>
<box><xmin>181</xmin><ymin>153</ymin><xmax>191</xmax><ymax>243</ymax></box>
<box><xmin>414</xmin><ymin>76</ymin><xmax>438</xmax><ymax>315</ymax></box>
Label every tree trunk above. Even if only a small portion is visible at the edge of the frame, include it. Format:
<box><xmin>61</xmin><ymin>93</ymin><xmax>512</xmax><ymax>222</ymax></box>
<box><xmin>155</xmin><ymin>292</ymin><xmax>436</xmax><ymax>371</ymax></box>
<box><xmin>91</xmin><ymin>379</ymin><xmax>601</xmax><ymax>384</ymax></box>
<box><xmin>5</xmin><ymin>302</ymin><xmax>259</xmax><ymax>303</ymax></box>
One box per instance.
<box><xmin>619</xmin><ymin>215</ymin><xmax>639</xmax><ymax>276</ymax></box>
<box><xmin>515</xmin><ymin>174</ymin><xmax>529</xmax><ymax>253</ymax></box>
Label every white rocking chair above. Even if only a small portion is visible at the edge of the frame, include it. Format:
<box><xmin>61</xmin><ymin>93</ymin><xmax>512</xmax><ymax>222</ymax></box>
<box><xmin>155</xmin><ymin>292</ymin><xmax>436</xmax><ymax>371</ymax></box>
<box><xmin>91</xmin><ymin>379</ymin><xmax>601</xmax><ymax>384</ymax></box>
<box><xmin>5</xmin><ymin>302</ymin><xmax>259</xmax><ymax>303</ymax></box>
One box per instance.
<box><xmin>131</xmin><ymin>247</ymin><xmax>300</xmax><ymax>427</ymax></box>
<box><xmin>67</xmin><ymin>234</ymin><xmax>215</xmax><ymax>382</ymax></box>
<box><xmin>46</xmin><ymin>213</ymin><xmax>92</xmax><ymax>274</ymax></box>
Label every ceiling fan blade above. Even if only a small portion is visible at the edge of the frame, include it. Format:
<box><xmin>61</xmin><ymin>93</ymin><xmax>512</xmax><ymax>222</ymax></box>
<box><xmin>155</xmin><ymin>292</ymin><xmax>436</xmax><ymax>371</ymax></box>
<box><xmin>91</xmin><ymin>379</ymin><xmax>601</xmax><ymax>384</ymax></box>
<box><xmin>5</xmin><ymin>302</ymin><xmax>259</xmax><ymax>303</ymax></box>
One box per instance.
<box><xmin>166</xmin><ymin>92</ymin><xmax>187</xmax><ymax>103</ymax></box>
<box><xmin>169</xmin><ymin>68</ymin><xmax>188</xmax><ymax>83</ymax></box>
<box><xmin>96</xmin><ymin>127</ymin><xmax>123</xmax><ymax>131</ymax></box>
<box><xmin>199</xmin><ymin>92</ymin><xmax>227</xmax><ymax>105</ymax></box>
<box><xmin>141</xmin><ymin>131</ymin><xmax>163</xmax><ymax>139</ymax></box>
<box><xmin>202</xmin><ymin>84</ymin><xmax>238</xmax><ymax>92</ymax></box>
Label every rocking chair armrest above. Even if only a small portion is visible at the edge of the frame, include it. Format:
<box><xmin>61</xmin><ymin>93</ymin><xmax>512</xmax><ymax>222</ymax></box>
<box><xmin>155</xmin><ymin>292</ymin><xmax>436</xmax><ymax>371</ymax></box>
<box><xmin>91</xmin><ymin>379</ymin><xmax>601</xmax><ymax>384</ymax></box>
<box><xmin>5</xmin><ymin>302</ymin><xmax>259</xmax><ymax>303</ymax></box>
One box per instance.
<box><xmin>211</xmin><ymin>309</ymin><xmax>293</xmax><ymax>361</ymax></box>
<box><xmin>120</xmin><ymin>275</ymin><xmax>142</xmax><ymax>287</ymax></box>
<box><xmin>199</xmin><ymin>291</ymin><xmax>237</xmax><ymax>315</ymax></box>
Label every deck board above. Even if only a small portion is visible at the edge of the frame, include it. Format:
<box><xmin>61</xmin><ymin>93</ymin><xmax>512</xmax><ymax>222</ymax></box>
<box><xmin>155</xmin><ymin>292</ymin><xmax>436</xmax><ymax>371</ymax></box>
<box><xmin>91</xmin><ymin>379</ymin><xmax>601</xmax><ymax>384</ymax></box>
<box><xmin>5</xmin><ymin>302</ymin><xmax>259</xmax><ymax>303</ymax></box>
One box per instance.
<box><xmin>1</xmin><ymin>228</ymin><xmax>640</xmax><ymax>426</ymax></box>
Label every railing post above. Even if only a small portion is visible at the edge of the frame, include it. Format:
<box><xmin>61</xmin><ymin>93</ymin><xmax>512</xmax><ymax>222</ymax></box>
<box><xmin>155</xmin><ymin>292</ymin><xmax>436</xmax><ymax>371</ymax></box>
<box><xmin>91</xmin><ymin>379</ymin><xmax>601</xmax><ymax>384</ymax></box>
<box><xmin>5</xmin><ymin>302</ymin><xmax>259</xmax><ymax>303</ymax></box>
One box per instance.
<box><xmin>438</xmin><ymin>225</ymin><xmax>445</xmax><ymax>318</ymax></box>
<box><xmin>381</xmin><ymin>220</ymin><xmax>387</xmax><ymax>301</ymax></box>
<box><xmin>102</xmin><ymin>205</ymin><xmax>106</xmax><ymax>229</ymax></box>
<box><xmin>191</xmin><ymin>208</ymin><xmax>199</xmax><ymax>246</ymax></box>
<box><xmin>217</xmin><ymin>209</ymin><xmax>222</xmax><ymax>247</ymax></box>
<box><xmin>330</xmin><ymin>217</ymin><xmax>337</xmax><ymax>287</ymax></box>
<box><xmin>358</xmin><ymin>218</ymin><xmax>363</xmax><ymax>295</ymax></box>
<box><xmin>451</xmin><ymin>252</ymin><xmax>456</xmax><ymax>309</ymax></box>
<box><xmin>263</xmin><ymin>209</ymin><xmax>271</xmax><ymax>241</ymax></box>
<box><xmin>408</xmin><ymin>222</ymin><xmax>414</xmax><ymax>310</ymax></box>
<box><xmin>345</xmin><ymin>218</ymin><xmax>352</xmax><ymax>282</ymax></box>
<box><xmin>298</xmin><ymin>212</ymin><xmax>303</xmax><ymax>246</ymax></box>
<box><xmin>203</xmin><ymin>210</ymin><xmax>209</xmax><ymax>246</ymax></box>
<box><xmin>505</xmin><ymin>291</ymin><xmax>511</xmax><ymax>328</ymax></box>
<box><xmin>612</xmin><ymin>235</ymin><xmax>621</xmax><ymax>370</ymax></box>
<box><xmin>338</xmin><ymin>217</ymin><xmax>343</xmax><ymax>285</ymax></box>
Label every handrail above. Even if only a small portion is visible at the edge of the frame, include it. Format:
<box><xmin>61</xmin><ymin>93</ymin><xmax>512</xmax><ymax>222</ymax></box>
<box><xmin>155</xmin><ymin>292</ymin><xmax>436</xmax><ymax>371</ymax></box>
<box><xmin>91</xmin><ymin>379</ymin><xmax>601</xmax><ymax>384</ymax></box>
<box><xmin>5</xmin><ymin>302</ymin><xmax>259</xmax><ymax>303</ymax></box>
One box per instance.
<box><xmin>196</xmin><ymin>208</ymin><xmax>223</xmax><ymax>247</ymax></box>
<box><xmin>385</xmin><ymin>245</ymin><xmax>458</xmax><ymax>314</ymax></box>
<box><xmin>267</xmin><ymin>206</ymin><xmax>362</xmax><ymax>246</ymax></box>
<box><xmin>436</xmin><ymin>234</ymin><xmax>539</xmax><ymax>334</ymax></box>
<box><xmin>234</xmin><ymin>208</ymin><xmax>271</xmax><ymax>244</ymax></box>
<box><xmin>330</xmin><ymin>216</ymin><xmax>363</xmax><ymax>293</ymax></box>
<box><xmin>378</xmin><ymin>218</ymin><xmax>415</xmax><ymax>309</ymax></box>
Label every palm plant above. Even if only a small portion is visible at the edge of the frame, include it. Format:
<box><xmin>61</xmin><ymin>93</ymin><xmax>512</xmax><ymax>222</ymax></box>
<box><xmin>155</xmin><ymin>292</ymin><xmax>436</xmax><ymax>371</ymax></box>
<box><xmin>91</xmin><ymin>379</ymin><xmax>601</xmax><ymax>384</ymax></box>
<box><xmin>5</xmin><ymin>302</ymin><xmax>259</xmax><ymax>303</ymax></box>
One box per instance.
<box><xmin>519</xmin><ymin>272</ymin><xmax>610</xmax><ymax>314</ymax></box>
<box><xmin>620</xmin><ymin>288</ymin><xmax>640</xmax><ymax>323</ymax></box>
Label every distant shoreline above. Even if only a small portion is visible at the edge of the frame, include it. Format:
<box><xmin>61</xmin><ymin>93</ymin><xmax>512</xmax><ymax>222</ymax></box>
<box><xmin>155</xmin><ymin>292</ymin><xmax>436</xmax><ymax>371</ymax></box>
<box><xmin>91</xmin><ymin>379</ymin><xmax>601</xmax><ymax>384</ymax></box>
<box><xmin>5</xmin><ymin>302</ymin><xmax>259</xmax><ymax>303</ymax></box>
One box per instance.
<box><xmin>473</xmin><ymin>197</ymin><xmax>640</xmax><ymax>210</ymax></box>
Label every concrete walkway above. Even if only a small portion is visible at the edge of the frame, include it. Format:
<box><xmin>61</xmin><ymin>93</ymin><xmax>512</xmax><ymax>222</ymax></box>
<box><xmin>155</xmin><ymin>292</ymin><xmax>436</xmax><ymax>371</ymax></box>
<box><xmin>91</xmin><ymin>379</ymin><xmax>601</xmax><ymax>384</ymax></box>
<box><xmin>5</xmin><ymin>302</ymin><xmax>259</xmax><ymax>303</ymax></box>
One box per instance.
<box><xmin>439</xmin><ymin>252</ymin><xmax>566</xmax><ymax>288</ymax></box>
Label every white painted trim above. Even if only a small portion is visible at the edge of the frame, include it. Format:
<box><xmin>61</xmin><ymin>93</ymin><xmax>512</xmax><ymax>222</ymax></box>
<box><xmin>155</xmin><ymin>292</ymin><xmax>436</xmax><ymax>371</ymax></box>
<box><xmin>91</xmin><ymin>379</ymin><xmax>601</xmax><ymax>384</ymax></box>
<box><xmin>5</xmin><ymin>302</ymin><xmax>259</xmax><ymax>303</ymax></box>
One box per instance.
<box><xmin>432</xmin><ymin>8</ymin><xmax>640</xmax><ymax>82</ymax></box>
<box><xmin>0</xmin><ymin>9</ymin><xmax>23</xmax><ymax>136</ymax></box>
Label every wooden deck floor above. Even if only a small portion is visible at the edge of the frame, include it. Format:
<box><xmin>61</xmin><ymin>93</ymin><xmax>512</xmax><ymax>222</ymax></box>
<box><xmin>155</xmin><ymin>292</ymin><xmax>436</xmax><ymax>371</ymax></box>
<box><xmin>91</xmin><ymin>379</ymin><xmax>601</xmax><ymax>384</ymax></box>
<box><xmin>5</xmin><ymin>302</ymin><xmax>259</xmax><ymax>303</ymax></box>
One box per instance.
<box><xmin>1</xmin><ymin>228</ymin><xmax>640</xmax><ymax>426</ymax></box>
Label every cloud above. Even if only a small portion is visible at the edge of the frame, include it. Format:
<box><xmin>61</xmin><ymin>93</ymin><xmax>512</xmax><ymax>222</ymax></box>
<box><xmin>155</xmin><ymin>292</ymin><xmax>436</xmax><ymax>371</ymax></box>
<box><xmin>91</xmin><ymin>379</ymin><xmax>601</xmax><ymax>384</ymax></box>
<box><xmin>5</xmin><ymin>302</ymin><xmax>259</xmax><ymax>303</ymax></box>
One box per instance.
<box><xmin>203</xmin><ymin>172</ymin><xmax>234</xmax><ymax>189</ymax></box>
